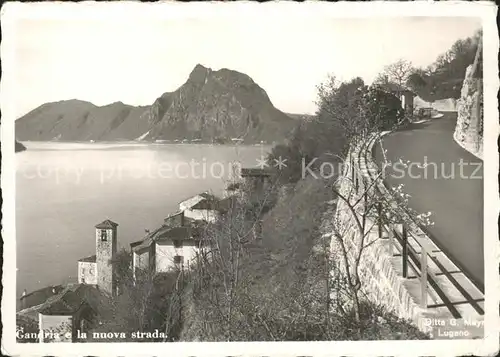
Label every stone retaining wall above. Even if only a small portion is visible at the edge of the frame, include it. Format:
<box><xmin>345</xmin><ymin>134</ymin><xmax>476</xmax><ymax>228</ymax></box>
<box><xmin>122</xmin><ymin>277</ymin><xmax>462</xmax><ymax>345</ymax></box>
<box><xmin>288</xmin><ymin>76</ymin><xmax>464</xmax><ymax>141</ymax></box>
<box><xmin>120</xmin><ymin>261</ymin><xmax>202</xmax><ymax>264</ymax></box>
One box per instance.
<box><xmin>333</xmin><ymin>200</ymin><xmax>421</xmax><ymax>321</ymax></box>
<box><xmin>330</xmin><ymin>136</ymin><xmax>423</xmax><ymax>324</ymax></box>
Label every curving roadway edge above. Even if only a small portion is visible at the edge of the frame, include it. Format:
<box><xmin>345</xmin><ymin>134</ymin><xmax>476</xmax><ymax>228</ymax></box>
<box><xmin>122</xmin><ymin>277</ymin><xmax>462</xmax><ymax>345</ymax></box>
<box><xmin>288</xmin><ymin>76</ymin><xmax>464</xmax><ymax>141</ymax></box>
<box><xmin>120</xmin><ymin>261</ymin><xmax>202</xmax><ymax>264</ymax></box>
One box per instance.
<box><xmin>372</xmin><ymin>113</ymin><xmax>484</xmax><ymax>292</ymax></box>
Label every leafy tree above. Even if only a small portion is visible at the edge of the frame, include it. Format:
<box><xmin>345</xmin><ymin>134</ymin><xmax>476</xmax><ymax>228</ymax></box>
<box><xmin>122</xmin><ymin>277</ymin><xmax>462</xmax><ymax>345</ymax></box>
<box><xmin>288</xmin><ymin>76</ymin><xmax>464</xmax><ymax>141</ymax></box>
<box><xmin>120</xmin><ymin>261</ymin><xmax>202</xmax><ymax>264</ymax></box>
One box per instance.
<box><xmin>363</xmin><ymin>86</ymin><xmax>406</xmax><ymax>131</ymax></box>
<box><xmin>266</xmin><ymin>76</ymin><xmax>404</xmax><ymax>186</ymax></box>
<box><xmin>407</xmin><ymin>68</ymin><xmax>429</xmax><ymax>90</ymax></box>
<box><xmin>407</xmin><ymin>29</ymin><xmax>482</xmax><ymax>101</ymax></box>
<box><xmin>110</xmin><ymin>249</ymin><xmax>133</xmax><ymax>292</ymax></box>
<box><xmin>267</xmin><ymin>143</ymin><xmax>304</xmax><ymax>185</ymax></box>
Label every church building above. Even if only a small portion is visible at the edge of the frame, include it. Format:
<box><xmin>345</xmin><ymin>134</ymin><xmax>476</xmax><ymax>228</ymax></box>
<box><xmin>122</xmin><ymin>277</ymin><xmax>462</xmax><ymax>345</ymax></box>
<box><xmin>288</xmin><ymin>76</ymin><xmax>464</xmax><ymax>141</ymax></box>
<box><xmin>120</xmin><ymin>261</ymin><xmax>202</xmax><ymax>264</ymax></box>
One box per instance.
<box><xmin>77</xmin><ymin>219</ymin><xmax>118</xmax><ymax>297</ymax></box>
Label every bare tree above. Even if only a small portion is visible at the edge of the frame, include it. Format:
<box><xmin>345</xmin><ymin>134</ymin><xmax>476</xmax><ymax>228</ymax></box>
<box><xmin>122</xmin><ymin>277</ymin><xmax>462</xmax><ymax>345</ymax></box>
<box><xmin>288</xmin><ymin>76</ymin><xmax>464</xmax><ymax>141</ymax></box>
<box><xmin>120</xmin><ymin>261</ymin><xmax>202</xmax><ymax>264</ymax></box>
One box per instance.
<box><xmin>87</xmin><ymin>252</ymin><xmax>179</xmax><ymax>342</ymax></box>
<box><xmin>325</xmin><ymin>141</ymin><xmax>433</xmax><ymax>333</ymax></box>
<box><xmin>381</xmin><ymin>59</ymin><xmax>415</xmax><ymax>96</ymax></box>
<box><xmin>315</xmin><ymin>74</ymin><xmax>431</xmax><ymax>332</ymax></box>
<box><xmin>186</xmin><ymin>178</ymin><xmax>279</xmax><ymax>340</ymax></box>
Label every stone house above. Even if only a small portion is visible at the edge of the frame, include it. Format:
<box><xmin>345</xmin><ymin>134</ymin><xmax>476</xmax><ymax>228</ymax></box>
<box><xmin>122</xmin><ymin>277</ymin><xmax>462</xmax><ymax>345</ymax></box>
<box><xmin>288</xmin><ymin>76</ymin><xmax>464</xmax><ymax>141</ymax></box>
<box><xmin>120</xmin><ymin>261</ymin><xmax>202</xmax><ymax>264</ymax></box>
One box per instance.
<box><xmin>19</xmin><ymin>285</ymin><xmax>65</xmax><ymax>311</ymax></box>
<box><xmin>130</xmin><ymin>193</ymin><xmax>235</xmax><ymax>277</ymax></box>
<box><xmin>383</xmin><ymin>82</ymin><xmax>416</xmax><ymax>114</ymax></box>
<box><xmin>240</xmin><ymin>168</ymin><xmax>272</xmax><ymax>195</ymax></box>
<box><xmin>400</xmin><ymin>89</ymin><xmax>416</xmax><ymax>114</ymax></box>
<box><xmin>77</xmin><ymin>255</ymin><xmax>97</xmax><ymax>285</ymax></box>
<box><xmin>178</xmin><ymin>192</ymin><xmax>224</xmax><ymax>222</ymax></box>
<box><xmin>130</xmin><ymin>224</ymin><xmax>204</xmax><ymax>278</ymax></box>
<box><xmin>16</xmin><ymin>284</ymin><xmax>109</xmax><ymax>343</ymax></box>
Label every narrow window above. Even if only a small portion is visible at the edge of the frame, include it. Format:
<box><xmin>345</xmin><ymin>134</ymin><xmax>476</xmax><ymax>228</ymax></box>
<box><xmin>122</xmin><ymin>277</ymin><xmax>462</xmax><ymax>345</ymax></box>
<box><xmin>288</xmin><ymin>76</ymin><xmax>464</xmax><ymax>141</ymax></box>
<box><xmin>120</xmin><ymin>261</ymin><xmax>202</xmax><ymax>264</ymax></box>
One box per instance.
<box><xmin>100</xmin><ymin>229</ymin><xmax>107</xmax><ymax>241</ymax></box>
<box><xmin>173</xmin><ymin>255</ymin><xmax>183</xmax><ymax>265</ymax></box>
<box><xmin>173</xmin><ymin>240</ymin><xmax>182</xmax><ymax>249</ymax></box>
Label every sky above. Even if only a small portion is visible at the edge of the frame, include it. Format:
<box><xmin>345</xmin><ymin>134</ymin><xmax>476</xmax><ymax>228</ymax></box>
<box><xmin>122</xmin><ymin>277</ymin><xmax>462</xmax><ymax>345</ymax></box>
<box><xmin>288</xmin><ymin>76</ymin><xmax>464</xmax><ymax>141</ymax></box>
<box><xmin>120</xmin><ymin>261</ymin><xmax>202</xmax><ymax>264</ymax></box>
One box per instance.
<box><xmin>12</xmin><ymin>14</ymin><xmax>481</xmax><ymax>117</ymax></box>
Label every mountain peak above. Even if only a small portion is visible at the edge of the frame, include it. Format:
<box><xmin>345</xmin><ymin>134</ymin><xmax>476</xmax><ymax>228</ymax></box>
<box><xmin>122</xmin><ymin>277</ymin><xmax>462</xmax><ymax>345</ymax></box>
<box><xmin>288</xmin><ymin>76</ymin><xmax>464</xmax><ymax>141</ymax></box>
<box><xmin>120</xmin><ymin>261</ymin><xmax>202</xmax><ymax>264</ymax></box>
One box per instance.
<box><xmin>189</xmin><ymin>64</ymin><xmax>211</xmax><ymax>82</ymax></box>
<box><xmin>16</xmin><ymin>65</ymin><xmax>295</xmax><ymax>143</ymax></box>
<box><xmin>193</xmin><ymin>63</ymin><xmax>208</xmax><ymax>71</ymax></box>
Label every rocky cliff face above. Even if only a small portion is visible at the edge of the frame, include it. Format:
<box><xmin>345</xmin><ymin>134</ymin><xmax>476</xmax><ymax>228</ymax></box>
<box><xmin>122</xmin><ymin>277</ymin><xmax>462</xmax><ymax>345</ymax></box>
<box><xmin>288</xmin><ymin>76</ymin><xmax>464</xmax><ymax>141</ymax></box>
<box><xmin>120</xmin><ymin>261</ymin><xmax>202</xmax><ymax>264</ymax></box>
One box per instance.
<box><xmin>141</xmin><ymin>64</ymin><xmax>294</xmax><ymax>142</ymax></box>
<box><xmin>454</xmin><ymin>42</ymin><xmax>483</xmax><ymax>159</ymax></box>
<box><xmin>15</xmin><ymin>65</ymin><xmax>295</xmax><ymax>143</ymax></box>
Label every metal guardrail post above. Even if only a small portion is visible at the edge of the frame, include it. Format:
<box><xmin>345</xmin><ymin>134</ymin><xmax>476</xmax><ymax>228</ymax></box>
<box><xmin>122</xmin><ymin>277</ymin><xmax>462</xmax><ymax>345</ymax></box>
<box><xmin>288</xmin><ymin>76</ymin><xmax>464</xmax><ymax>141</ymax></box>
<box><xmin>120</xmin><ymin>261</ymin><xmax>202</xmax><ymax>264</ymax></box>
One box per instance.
<box><xmin>420</xmin><ymin>246</ymin><xmax>428</xmax><ymax>308</ymax></box>
<box><xmin>378</xmin><ymin>202</ymin><xmax>383</xmax><ymax>239</ymax></box>
<box><xmin>388</xmin><ymin>228</ymin><xmax>394</xmax><ymax>256</ymax></box>
<box><xmin>402</xmin><ymin>224</ymin><xmax>408</xmax><ymax>278</ymax></box>
<box><xmin>351</xmin><ymin>157</ymin><xmax>354</xmax><ymax>183</ymax></box>
<box><xmin>363</xmin><ymin>182</ymin><xmax>368</xmax><ymax>205</ymax></box>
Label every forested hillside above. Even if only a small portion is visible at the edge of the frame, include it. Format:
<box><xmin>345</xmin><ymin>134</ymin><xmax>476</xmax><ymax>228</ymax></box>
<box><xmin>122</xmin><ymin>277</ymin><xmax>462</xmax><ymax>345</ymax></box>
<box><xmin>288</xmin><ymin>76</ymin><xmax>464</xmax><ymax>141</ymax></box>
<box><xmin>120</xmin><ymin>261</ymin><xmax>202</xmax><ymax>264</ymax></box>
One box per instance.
<box><xmin>407</xmin><ymin>30</ymin><xmax>482</xmax><ymax>101</ymax></box>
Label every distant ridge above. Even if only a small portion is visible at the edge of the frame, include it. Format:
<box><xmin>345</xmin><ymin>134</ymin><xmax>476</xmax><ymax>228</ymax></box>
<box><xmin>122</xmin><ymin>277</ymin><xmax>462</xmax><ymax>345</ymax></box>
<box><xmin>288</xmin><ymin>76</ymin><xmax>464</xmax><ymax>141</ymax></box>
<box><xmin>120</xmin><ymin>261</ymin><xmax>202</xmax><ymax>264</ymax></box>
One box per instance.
<box><xmin>15</xmin><ymin>140</ymin><xmax>26</xmax><ymax>152</ymax></box>
<box><xmin>285</xmin><ymin>113</ymin><xmax>315</xmax><ymax>121</ymax></box>
<box><xmin>15</xmin><ymin>65</ymin><xmax>296</xmax><ymax>144</ymax></box>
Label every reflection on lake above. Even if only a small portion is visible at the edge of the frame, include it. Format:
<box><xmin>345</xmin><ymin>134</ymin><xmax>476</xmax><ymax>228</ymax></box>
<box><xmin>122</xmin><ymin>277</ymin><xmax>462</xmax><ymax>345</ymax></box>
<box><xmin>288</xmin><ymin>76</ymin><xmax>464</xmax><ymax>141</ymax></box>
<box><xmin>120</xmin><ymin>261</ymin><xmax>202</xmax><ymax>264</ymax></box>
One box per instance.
<box><xmin>16</xmin><ymin>142</ymin><xmax>269</xmax><ymax>298</ymax></box>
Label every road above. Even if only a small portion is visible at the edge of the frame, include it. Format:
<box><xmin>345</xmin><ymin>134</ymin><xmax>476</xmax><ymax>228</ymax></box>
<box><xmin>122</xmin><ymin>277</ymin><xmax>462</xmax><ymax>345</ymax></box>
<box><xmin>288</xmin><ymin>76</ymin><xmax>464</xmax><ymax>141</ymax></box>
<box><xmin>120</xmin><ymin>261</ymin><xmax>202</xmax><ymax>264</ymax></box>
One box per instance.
<box><xmin>373</xmin><ymin>113</ymin><xmax>484</xmax><ymax>291</ymax></box>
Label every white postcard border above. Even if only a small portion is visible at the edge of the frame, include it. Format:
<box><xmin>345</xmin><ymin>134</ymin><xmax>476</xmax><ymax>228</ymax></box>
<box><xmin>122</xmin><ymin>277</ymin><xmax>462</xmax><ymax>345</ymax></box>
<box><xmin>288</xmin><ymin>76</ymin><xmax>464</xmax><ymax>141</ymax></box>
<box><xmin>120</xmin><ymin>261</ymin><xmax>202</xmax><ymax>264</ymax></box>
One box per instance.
<box><xmin>1</xmin><ymin>1</ymin><xmax>499</xmax><ymax>356</ymax></box>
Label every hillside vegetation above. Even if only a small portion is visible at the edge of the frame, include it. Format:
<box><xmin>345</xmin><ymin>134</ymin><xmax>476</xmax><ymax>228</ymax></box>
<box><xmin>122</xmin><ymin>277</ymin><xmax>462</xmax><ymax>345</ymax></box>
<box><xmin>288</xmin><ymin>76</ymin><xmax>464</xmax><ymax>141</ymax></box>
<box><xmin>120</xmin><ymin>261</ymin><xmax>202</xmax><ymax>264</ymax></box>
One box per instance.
<box><xmin>268</xmin><ymin>76</ymin><xmax>405</xmax><ymax>185</ymax></box>
<box><xmin>96</xmin><ymin>74</ymin><xmax>427</xmax><ymax>342</ymax></box>
<box><xmin>407</xmin><ymin>30</ymin><xmax>482</xmax><ymax>102</ymax></box>
<box><xmin>28</xmin><ymin>63</ymin><xmax>431</xmax><ymax>342</ymax></box>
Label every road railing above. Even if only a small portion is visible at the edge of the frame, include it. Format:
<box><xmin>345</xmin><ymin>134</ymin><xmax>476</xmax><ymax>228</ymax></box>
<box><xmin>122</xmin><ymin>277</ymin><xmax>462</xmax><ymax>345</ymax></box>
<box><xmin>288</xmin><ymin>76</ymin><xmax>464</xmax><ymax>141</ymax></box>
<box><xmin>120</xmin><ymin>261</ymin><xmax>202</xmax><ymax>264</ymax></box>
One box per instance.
<box><xmin>349</xmin><ymin>134</ymin><xmax>441</xmax><ymax>310</ymax></box>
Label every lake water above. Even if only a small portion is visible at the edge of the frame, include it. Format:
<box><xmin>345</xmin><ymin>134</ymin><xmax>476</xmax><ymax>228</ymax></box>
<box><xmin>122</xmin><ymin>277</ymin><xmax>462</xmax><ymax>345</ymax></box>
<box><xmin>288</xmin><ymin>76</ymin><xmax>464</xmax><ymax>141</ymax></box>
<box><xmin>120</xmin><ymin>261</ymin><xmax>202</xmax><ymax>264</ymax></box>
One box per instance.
<box><xmin>16</xmin><ymin>142</ymin><xmax>269</xmax><ymax>299</ymax></box>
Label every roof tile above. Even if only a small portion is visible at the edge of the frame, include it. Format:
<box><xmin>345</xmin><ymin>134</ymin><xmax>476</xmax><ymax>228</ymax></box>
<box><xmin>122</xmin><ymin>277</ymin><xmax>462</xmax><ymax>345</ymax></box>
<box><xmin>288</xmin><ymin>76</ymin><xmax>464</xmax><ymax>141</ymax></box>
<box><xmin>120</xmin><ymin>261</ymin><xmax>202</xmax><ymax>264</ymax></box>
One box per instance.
<box><xmin>78</xmin><ymin>255</ymin><xmax>97</xmax><ymax>263</ymax></box>
<box><xmin>95</xmin><ymin>219</ymin><xmax>118</xmax><ymax>229</ymax></box>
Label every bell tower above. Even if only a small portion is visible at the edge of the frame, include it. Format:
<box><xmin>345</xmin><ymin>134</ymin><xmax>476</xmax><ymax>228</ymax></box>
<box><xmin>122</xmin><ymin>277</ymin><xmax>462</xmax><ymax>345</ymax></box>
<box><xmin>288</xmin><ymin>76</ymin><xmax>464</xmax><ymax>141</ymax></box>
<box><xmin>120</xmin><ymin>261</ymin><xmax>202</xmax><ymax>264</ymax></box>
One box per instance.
<box><xmin>95</xmin><ymin>219</ymin><xmax>118</xmax><ymax>296</ymax></box>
